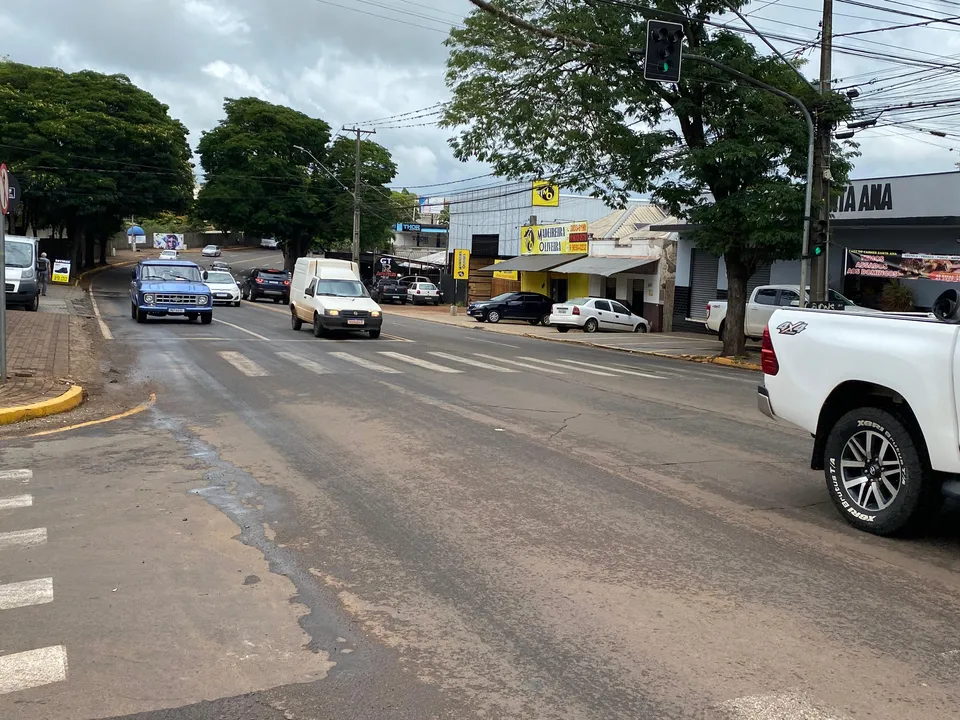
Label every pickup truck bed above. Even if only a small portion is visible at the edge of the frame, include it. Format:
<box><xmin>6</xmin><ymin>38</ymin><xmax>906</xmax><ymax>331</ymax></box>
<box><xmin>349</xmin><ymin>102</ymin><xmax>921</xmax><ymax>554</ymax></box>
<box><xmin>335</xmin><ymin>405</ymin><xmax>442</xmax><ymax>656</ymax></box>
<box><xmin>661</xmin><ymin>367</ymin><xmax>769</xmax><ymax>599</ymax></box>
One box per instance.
<box><xmin>759</xmin><ymin>307</ymin><xmax>960</xmax><ymax>535</ymax></box>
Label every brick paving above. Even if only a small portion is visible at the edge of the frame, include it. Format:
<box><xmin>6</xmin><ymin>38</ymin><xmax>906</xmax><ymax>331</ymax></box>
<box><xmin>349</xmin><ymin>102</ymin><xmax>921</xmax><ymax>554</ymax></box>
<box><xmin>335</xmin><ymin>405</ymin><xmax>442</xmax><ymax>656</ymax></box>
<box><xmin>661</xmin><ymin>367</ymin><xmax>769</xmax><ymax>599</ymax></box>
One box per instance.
<box><xmin>1</xmin><ymin>285</ymin><xmax>81</xmax><ymax>408</ymax></box>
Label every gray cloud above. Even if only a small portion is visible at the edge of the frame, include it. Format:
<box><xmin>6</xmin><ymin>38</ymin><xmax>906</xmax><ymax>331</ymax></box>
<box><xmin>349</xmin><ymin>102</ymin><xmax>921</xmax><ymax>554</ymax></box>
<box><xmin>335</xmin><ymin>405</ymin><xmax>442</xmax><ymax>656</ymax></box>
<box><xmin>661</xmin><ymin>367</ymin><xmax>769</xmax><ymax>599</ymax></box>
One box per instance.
<box><xmin>2</xmin><ymin>0</ymin><xmax>957</xmax><ymax>195</ymax></box>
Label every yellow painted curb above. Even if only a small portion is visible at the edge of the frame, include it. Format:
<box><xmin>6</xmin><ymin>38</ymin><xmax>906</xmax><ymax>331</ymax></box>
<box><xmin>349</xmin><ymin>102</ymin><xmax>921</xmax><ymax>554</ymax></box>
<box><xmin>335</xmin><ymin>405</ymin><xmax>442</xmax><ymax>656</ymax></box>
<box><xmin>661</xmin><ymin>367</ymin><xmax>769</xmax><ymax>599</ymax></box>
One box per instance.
<box><xmin>0</xmin><ymin>384</ymin><xmax>84</xmax><ymax>426</ymax></box>
<box><xmin>25</xmin><ymin>392</ymin><xmax>156</xmax><ymax>438</ymax></box>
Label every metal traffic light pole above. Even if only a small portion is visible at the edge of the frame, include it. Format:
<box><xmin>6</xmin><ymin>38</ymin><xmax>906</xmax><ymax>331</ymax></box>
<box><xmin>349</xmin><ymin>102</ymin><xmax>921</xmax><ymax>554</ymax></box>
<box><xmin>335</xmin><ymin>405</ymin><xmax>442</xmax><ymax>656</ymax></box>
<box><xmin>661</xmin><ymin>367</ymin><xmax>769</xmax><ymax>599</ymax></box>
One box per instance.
<box><xmin>679</xmin><ymin>53</ymin><xmax>816</xmax><ymax>305</ymax></box>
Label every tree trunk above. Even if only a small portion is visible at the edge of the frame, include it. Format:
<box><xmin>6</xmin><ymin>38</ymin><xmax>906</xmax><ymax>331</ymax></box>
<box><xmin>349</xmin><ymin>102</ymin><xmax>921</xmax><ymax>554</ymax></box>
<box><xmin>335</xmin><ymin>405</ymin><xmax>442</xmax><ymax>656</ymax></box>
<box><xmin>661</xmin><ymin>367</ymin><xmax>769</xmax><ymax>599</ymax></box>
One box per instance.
<box><xmin>283</xmin><ymin>237</ymin><xmax>306</xmax><ymax>272</ymax></box>
<box><xmin>99</xmin><ymin>234</ymin><xmax>108</xmax><ymax>265</ymax></box>
<box><xmin>84</xmin><ymin>230</ymin><xmax>96</xmax><ymax>269</ymax></box>
<box><xmin>721</xmin><ymin>253</ymin><xmax>751</xmax><ymax>357</ymax></box>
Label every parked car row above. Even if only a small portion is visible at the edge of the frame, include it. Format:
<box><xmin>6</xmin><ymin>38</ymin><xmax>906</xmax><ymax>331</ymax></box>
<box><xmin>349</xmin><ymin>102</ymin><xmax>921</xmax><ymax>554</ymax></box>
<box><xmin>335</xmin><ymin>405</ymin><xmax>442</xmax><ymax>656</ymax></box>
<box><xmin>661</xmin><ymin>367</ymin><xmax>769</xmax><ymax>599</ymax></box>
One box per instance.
<box><xmin>370</xmin><ymin>276</ymin><xmax>442</xmax><ymax>305</ymax></box>
<box><xmin>466</xmin><ymin>292</ymin><xmax>651</xmax><ymax>334</ymax></box>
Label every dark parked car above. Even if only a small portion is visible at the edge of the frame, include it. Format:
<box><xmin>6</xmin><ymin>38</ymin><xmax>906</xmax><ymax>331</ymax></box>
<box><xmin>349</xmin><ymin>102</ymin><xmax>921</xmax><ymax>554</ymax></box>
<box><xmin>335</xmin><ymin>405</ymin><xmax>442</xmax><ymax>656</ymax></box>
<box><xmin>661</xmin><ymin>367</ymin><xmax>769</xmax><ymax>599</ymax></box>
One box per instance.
<box><xmin>371</xmin><ymin>277</ymin><xmax>408</xmax><ymax>304</ymax></box>
<box><xmin>240</xmin><ymin>268</ymin><xmax>291</xmax><ymax>303</ymax></box>
<box><xmin>467</xmin><ymin>292</ymin><xmax>554</xmax><ymax>325</ymax></box>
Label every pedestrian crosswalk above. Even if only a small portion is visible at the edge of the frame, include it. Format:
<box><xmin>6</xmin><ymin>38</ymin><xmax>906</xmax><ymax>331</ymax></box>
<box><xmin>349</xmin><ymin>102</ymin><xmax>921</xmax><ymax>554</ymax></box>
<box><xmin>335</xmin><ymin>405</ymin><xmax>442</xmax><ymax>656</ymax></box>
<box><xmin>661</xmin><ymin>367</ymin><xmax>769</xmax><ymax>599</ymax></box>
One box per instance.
<box><xmin>208</xmin><ymin>348</ymin><xmax>669</xmax><ymax>382</ymax></box>
<box><xmin>0</xmin><ymin>468</ymin><xmax>66</xmax><ymax>696</ymax></box>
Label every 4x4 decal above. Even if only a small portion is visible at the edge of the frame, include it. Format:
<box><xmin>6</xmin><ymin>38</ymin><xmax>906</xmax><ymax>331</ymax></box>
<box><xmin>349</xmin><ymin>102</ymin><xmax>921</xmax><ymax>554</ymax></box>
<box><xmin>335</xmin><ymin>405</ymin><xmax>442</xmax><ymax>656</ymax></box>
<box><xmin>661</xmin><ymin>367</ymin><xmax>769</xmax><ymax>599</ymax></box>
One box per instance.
<box><xmin>777</xmin><ymin>320</ymin><xmax>808</xmax><ymax>335</ymax></box>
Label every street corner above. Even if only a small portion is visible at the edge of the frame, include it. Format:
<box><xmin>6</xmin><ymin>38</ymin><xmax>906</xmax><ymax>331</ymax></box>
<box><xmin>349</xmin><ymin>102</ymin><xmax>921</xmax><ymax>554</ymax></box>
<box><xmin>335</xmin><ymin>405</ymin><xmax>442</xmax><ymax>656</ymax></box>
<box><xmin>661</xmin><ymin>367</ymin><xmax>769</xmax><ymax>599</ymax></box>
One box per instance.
<box><xmin>0</xmin><ymin>383</ymin><xmax>84</xmax><ymax>426</ymax></box>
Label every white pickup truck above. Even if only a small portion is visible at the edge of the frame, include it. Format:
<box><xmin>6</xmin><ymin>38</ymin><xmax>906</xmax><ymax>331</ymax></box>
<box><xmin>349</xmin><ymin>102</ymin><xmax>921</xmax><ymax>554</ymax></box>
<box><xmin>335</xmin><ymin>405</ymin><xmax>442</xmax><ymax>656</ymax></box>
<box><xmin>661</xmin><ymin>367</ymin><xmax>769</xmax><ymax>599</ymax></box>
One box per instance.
<box><xmin>705</xmin><ymin>284</ymin><xmax>874</xmax><ymax>341</ymax></box>
<box><xmin>758</xmin><ymin>292</ymin><xmax>960</xmax><ymax>536</ymax></box>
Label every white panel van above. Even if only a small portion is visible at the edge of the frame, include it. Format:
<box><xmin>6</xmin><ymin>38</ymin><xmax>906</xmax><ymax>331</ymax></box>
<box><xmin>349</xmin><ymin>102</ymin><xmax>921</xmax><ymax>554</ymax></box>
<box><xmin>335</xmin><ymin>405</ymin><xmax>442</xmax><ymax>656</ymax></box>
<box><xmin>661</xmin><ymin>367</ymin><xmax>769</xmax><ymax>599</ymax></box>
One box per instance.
<box><xmin>290</xmin><ymin>258</ymin><xmax>383</xmax><ymax>338</ymax></box>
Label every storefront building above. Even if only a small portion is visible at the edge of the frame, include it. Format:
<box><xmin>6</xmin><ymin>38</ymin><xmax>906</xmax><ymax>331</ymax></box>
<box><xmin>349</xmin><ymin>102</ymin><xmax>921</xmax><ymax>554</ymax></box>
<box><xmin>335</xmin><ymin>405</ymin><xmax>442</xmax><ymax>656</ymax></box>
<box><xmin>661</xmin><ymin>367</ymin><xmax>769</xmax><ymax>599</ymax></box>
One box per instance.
<box><xmin>664</xmin><ymin>171</ymin><xmax>960</xmax><ymax>329</ymax></box>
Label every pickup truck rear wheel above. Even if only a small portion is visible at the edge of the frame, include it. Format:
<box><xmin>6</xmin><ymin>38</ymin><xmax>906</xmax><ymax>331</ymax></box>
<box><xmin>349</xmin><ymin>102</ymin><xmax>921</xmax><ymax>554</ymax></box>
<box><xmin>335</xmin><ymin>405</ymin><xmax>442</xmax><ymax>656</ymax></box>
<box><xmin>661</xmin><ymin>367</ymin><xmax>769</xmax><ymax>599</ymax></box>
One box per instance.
<box><xmin>824</xmin><ymin>407</ymin><xmax>940</xmax><ymax>536</ymax></box>
<box><xmin>718</xmin><ymin>320</ymin><xmax>726</xmax><ymax>342</ymax></box>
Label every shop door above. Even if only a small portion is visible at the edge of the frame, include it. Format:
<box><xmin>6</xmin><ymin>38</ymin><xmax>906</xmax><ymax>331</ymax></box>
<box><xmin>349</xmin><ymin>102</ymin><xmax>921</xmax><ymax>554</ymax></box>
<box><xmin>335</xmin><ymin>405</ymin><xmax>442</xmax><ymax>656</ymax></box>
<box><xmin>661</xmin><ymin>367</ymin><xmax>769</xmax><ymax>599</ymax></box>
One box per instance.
<box><xmin>688</xmin><ymin>249</ymin><xmax>719</xmax><ymax>319</ymax></box>
<box><xmin>550</xmin><ymin>278</ymin><xmax>568</xmax><ymax>303</ymax></box>
<box><xmin>632</xmin><ymin>280</ymin><xmax>645</xmax><ymax>316</ymax></box>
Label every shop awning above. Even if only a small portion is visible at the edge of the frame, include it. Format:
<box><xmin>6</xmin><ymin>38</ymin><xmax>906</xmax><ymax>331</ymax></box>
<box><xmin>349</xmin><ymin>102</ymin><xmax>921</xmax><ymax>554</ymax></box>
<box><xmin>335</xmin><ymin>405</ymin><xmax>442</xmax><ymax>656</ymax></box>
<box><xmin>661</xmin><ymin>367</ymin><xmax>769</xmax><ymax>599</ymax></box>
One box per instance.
<box><xmin>549</xmin><ymin>256</ymin><xmax>658</xmax><ymax>276</ymax></box>
<box><xmin>477</xmin><ymin>254</ymin><xmax>585</xmax><ymax>273</ymax></box>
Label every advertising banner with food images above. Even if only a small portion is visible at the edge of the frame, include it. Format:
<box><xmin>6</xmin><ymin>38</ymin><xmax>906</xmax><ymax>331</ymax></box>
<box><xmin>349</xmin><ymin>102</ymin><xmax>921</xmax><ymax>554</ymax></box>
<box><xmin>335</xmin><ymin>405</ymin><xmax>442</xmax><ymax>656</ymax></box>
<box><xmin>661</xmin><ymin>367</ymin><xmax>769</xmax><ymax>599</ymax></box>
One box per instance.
<box><xmin>846</xmin><ymin>250</ymin><xmax>960</xmax><ymax>282</ymax></box>
<box><xmin>520</xmin><ymin>222</ymin><xmax>589</xmax><ymax>255</ymax></box>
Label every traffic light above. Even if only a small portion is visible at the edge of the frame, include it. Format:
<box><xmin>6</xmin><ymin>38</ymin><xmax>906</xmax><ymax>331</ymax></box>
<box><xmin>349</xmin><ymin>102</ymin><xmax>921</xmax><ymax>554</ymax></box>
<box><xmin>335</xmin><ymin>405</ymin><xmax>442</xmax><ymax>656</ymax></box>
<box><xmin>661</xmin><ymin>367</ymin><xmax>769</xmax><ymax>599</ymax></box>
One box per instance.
<box><xmin>644</xmin><ymin>20</ymin><xmax>684</xmax><ymax>83</ymax></box>
<box><xmin>810</xmin><ymin>219</ymin><xmax>827</xmax><ymax>258</ymax></box>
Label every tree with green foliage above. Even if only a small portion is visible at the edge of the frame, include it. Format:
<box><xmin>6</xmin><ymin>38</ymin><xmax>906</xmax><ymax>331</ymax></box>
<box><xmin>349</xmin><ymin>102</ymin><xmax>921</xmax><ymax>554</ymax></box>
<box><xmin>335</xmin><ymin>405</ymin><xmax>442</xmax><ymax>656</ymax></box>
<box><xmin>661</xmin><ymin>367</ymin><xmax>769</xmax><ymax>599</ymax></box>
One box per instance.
<box><xmin>195</xmin><ymin>99</ymin><xmax>398</xmax><ymax>269</ymax></box>
<box><xmin>444</xmin><ymin>1</ymin><xmax>856</xmax><ymax>355</ymax></box>
<box><xmin>0</xmin><ymin>62</ymin><xmax>195</xmax><ymax>268</ymax></box>
<box><xmin>194</xmin><ymin>97</ymin><xmax>332</xmax><ymax>270</ymax></box>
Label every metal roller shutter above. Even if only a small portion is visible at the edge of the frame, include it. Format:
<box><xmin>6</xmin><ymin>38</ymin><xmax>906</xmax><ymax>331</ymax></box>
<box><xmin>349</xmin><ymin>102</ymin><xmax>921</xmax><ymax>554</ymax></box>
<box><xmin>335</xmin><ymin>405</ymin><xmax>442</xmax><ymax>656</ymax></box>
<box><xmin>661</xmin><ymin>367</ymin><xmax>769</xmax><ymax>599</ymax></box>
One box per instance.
<box><xmin>688</xmin><ymin>248</ymin><xmax>719</xmax><ymax>319</ymax></box>
<box><xmin>746</xmin><ymin>263</ymin><xmax>771</xmax><ymax>295</ymax></box>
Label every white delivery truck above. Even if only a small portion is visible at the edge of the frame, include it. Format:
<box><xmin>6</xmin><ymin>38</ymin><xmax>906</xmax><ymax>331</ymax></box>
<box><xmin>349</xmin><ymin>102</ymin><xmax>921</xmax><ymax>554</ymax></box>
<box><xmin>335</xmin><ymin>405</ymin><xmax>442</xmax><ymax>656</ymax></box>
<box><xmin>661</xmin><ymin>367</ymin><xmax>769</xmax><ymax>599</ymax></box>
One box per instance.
<box><xmin>758</xmin><ymin>288</ymin><xmax>960</xmax><ymax>536</ymax></box>
<box><xmin>290</xmin><ymin>258</ymin><xmax>383</xmax><ymax>339</ymax></box>
<box><xmin>4</xmin><ymin>235</ymin><xmax>40</xmax><ymax>311</ymax></box>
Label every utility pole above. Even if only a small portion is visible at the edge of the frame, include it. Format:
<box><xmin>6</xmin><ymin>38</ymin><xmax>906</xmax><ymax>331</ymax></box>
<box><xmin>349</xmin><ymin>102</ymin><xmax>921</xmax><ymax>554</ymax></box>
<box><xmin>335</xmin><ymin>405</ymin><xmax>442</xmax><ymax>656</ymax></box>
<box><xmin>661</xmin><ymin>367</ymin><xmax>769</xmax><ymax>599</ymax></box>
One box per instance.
<box><xmin>342</xmin><ymin>127</ymin><xmax>376</xmax><ymax>265</ymax></box>
<box><xmin>810</xmin><ymin>0</ymin><xmax>833</xmax><ymax>304</ymax></box>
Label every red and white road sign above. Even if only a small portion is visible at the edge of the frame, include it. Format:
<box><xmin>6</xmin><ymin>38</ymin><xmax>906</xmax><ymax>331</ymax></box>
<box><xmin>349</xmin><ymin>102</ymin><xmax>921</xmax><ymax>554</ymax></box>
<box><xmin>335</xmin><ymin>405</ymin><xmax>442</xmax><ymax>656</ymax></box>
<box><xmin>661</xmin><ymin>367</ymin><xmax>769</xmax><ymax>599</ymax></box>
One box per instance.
<box><xmin>0</xmin><ymin>164</ymin><xmax>9</xmax><ymax>215</ymax></box>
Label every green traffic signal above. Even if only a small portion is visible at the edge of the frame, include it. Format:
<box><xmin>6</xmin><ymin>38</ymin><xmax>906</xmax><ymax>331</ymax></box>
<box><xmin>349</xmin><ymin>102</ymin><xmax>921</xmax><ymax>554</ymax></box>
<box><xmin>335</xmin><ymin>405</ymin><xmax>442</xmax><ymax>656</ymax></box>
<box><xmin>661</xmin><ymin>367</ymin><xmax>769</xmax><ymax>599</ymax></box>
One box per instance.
<box><xmin>813</xmin><ymin>245</ymin><xmax>823</xmax><ymax>256</ymax></box>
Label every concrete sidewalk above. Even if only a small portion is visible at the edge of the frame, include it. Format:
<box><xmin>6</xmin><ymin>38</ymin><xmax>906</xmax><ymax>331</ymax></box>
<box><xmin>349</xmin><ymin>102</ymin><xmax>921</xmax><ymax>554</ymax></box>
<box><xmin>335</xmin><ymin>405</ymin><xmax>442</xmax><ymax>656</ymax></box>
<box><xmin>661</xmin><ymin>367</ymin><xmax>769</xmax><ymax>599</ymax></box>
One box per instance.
<box><xmin>383</xmin><ymin>304</ymin><xmax>762</xmax><ymax>369</ymax></box>
<box><xmin>0</xmin><ymin>285</ymin><xmax>92</xmax><ymax>422</ymax></box>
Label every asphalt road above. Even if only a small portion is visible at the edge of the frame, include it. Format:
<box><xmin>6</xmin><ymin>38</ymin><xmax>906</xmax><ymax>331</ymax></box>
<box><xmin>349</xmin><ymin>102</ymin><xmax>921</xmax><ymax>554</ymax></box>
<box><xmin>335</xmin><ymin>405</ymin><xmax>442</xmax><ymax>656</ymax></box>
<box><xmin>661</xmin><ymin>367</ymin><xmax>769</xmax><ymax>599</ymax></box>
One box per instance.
<box><xmin>3</xmin><ymin>249</ymin><xmax>960</xmax><ymax>720</ymax></box>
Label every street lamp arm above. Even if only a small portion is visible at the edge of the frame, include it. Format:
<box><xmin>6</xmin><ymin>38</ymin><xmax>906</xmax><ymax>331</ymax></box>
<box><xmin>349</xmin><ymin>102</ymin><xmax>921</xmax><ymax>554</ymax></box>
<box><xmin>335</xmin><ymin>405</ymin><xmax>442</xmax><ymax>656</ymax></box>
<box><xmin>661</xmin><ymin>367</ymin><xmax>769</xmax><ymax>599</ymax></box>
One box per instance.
<box><xmin>683</xmin><ymin>52</ymin><xmax>815</xmax><ymax>302</ymax></box>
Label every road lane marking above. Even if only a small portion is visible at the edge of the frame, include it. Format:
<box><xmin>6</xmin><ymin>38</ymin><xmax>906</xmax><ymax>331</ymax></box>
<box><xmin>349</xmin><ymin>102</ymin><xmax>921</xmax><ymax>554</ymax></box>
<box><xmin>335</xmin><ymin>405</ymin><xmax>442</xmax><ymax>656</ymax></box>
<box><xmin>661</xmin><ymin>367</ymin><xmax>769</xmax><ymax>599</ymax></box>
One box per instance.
<box><xmin>0</xmin><ymin>469</ymin><xmax>32</xmax><ymax>483</ymax></box>
<box><xmin>276</xmin><ymin>352</ymin><xmax>330</xmax><ymax>375</ymax></box>
<box><xmin>88</xmin><ymin>287</ymin><xmax>113</xmax><ymax>340</ymax></box>
<box><xmin>0</xmin><ymin>645</ymin><xmax>68</xmax><ymax>695</ymax></box>
<box><xmin>473</xmin><ymin>354</ymin><xmax>565</xmax><ymax>374</ymax></box>
<box><xmin>328</xmin><ymin>352</ymin><xmax>403</xmax><ymax>374</ymax></box>
<box><xmin>471</xmin><ymin>338</ymin><xmax>521</xmax><ymax>348</ymax></box>
<box><xmin>427</xmin><ymin>352</ymin><xmax>519</xmax><ymax>372</ymax></box>
<box><xmin>558</xmin><ymin>358</ymin><xmax>665</xmax><ymax>379</ymax></box>
<box><xmin>213</xmin><ymin>318</ymin><xmax>271</xmax><ymax>340</ymax></box>
<box><xmin>377</xmin><ymin>352</ymin><xmax>462</xmax><ymax>374</ymax></box>
<box><xmin>217</xmin><ymin>351</ymin><xmax>269</xmax><ymax>377</ymax></box>
<box><xmin>0</xmin><ymin>528</ymin><xmax>47</xmax><ymax>549</ymax></box>
<box><xmin>0</xmin><ymin>495</ymin><xmax>32</xmax><ymax>510</ymax></box>
<box><xmin>0</xmin><ymin>578</ymin><xmax>54</xmax><ymax>610</ymax></box>
<box><xmin>516</xmin><ymin>356</ymin><xmax>615</xmax><ymax>376</ymax></box>
<box><xmin>25</xmin><ymin>393</ymin><xmax>157</xmax><ymax>438</ymax></box>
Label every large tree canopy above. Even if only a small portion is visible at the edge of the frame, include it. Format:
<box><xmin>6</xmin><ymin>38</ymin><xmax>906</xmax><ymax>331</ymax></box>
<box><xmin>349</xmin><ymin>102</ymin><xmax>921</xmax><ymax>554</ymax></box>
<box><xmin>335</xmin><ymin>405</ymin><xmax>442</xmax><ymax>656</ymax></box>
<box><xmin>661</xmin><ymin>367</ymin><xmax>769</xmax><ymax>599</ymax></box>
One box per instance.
<box><xmin>195</xmin><ymin>98</ymin><xmax>397</xmax><ymax>269</ymax></box>
<box><xmin>443</xmin><ymin>1</ymin><xmax>857</xmax><ymax>354</ymax></box>
<box><xmin>0</xmin><ymin>61</ymin><xmax>194</xmax><ymax>267</ymax></box>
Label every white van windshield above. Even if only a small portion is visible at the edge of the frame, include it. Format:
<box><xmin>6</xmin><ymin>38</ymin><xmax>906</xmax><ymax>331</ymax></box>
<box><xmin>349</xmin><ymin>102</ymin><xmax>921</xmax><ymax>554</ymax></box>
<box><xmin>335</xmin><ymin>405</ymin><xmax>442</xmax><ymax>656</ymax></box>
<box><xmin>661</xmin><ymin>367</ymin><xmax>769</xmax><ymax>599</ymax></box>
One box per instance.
<box><xmin>315</xmin><ymin>279</ymin><xmax>368</xmax><ymax>297</ymax></box>
<box><xmin>4</xmin><ymin>242</ymin><xmax>33</xmax><ymax>268</ymax></box>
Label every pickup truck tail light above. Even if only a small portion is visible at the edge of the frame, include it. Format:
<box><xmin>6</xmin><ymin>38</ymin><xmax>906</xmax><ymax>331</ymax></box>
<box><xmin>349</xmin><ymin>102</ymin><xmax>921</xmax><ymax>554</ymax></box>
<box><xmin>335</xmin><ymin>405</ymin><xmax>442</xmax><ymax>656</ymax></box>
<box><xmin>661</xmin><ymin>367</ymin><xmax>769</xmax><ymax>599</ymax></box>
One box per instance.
<box><xmin>761</xmin><ymin>326</ymin><xmax>779</xmax><ymax>376</ymax></box>
<box><xmin>706</xmin><ymin>303</ymin><xmax>711</xmax><ymax>319</ymax></box>
<box><xmin>572</xmin><ymin>306</ymin><xmax>580</xmax><ymax>315</ymax></box>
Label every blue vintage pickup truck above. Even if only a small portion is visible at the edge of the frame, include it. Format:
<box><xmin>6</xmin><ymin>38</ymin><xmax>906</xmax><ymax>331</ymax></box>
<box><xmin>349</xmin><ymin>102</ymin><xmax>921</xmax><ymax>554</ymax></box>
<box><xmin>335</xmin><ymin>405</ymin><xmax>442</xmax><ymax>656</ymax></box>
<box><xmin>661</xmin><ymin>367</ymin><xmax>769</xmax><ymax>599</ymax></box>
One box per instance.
<box><xmin>130</xmin><ymin>259</ymin><xmax>213</xmax><ymax>324</ymax></box>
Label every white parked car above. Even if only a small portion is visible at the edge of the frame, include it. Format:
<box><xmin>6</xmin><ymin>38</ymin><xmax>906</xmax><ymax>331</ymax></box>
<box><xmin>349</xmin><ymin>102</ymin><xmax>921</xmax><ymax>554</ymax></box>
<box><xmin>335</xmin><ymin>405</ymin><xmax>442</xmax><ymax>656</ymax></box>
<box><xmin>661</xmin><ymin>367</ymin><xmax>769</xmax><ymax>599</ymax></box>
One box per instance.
<box><xmin>202</xmin><ymin>244</ymin><xmax>221</xmax><ymax>257</ymax></box>
<box><xmin>549</xmin><ymin>297</ymin><xmax>650</xmax><ymax>333</ymax></box>
<box><xmin>260</xmin><ymin>238</ymin><xmax>279</xmax><ymax>249</ymax></box>
<box><xmin>158</xmin><ymin>249</ymin><xmax>178</xmax><ymax>260</ymax></box>
<box><xmin>204</xmin><ymin>270</ymin><xmax>241</xmax><ymax>306</ymax></box>
<box><xmin>407</xmin><ymin>281</ymin><xmax>440</xmax><ymax>306</ymax></box>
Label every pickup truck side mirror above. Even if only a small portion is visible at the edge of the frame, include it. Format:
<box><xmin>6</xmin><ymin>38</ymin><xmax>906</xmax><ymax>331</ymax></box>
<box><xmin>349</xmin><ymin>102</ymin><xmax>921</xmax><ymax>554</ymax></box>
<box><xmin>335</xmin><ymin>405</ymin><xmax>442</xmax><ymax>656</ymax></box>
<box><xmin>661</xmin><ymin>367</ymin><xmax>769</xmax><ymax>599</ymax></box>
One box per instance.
<box><xmin>305</xmin><ymin>286</ymin><xmax>315</xmax><ymax>297</ymax></box>
<box><xmin>131</xmin><ymin>269</ymin><xmax>137</xmax><ymax>280</ymax></box>
<box><xmin>933</xmin><ymin>289</ymin><xmax>960</xmax><ymax>323</ymax></box>
<box><xmin>202</xmin><ymin>271</ymin><xmax>209</xmax><ymax>280</ymax></box>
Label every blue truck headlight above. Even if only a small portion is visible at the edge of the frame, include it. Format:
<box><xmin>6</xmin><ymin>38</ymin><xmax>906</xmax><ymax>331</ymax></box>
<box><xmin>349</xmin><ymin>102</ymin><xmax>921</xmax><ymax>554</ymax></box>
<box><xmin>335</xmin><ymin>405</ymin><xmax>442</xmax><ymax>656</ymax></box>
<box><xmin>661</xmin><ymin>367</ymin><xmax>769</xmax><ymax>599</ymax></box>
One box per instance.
<box><xmin>197</xmin><ymin>295</ymin><xmax>209</xmax><ymax>306</ymax></box>
<box><xmin>143</xmin><ymin>294</ymin><xmax>155</xmax><ymax>305</ymax></box>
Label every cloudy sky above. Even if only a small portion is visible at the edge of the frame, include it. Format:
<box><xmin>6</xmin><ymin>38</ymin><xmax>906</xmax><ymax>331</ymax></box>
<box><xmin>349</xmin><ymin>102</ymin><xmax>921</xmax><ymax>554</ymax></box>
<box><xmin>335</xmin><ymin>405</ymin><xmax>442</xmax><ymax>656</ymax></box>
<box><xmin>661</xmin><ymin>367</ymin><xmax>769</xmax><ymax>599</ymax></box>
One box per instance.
<box><xmin>3</xmin><ymin>0</ymin><xmax>960</xmax><ymax>197</ymax></box>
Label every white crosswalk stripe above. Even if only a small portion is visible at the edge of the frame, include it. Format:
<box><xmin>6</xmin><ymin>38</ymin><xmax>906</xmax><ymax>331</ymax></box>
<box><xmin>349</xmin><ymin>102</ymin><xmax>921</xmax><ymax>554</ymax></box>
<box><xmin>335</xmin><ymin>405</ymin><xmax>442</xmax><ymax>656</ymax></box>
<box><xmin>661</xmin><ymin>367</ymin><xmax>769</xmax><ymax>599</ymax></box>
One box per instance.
<box><xmin>275</xmin><ymin>352</ymin><xmax>330</xmax><ymax>375</ymax></box>
<box><xmin>0</xmin><ymin>468</ymin><xmax>67</xmax><ymax>695</ymax></box>
<box><xmin>0</xmin><ymin>578</ymin><xmax>54</xmax><ymax>611</ymax></box>
<box><xmin>217</xmin><ymin>351</ymin><xmax>269</xmax><ymax>377</ymax></box>
<box><xmin>0</xmin><ymin>527</ymin><xmax>46</xmax><ymax>549</ymax></box>
<box><xmin>0</xmin><ymin>495</ymin><xmax>33</xmax><ymax>510</ymax></box>
<box><xmin>377</xmin><ymin>352</ymin><xmax>462</xmax><ymax>374</ymax></box>
<box><xmin>516</xmin><ymin>356</ymin><xmax>616</xmax><ymax>377</ymax></box>
<box><xmin>558</xmin><ymin>358</ymin><xmax>666</xmax><ymax>379</ymax></box>
<box><xmin>328</xmin><ymin>352</ymin><xmax>403</xmax><ymax>374</ymax></box>
<box><xmin>472</xmin><ymin>354</ymin><xmax>566</xmax><ymax>374</ymax></box>
<box><xmin>0</xmin><ymin>645</ymin><xmax>68</xmax><ymax>695</ymax></box>
<box><xmin>427</xmin><ymin>352</ymin><xmax>519</xmax><ymax>372</ymax></box>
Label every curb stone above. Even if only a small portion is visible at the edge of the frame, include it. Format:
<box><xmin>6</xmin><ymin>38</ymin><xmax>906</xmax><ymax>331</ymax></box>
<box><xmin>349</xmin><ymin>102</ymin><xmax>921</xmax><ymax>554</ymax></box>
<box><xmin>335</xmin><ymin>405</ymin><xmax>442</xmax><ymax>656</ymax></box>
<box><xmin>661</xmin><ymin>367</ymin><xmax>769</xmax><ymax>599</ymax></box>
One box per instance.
<box><xmin>0</xmin><ymin>385</ymin><xmax>85</xmax><ymax>425</ymax></box>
